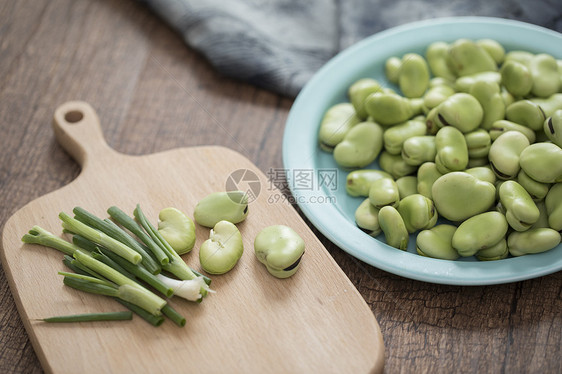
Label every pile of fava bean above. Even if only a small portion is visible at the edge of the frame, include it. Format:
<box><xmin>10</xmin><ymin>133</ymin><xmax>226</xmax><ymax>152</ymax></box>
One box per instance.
<box><xmin>318</xmin><ymin>38</ymin><xmax>562</xmax><ymax>261</ymax></box>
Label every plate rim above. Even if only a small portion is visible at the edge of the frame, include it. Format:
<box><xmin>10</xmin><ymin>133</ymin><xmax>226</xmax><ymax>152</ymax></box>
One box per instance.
<box><xmin>282</xmin><ymin>16</ymin><xmax>562</xmax><ymax>286</ymax></box>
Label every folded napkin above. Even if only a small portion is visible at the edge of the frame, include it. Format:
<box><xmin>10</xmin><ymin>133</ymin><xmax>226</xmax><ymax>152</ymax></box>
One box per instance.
<box><xmin>138</xmin><ymin>0</ymin><xmax>561</xmax><ymax>97</ymax></box>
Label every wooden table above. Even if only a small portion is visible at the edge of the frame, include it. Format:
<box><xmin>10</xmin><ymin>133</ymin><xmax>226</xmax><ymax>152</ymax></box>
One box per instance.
<box><xmin>1</xmin><ymin>1</ymin><xmax>560</xmax><ymax>373</ymax></box>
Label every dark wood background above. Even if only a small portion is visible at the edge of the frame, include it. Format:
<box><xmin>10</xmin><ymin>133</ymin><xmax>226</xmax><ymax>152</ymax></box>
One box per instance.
<box><xmin>1</xmin><ymin>1</ymin><xmax>560</xmax><ymax>373</ymax></box>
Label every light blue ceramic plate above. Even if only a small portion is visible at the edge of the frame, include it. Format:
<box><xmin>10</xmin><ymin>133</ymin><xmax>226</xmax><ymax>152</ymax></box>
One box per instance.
<box><xmin>282</xmin><ymin>17</ymin><xmax>562</xmax><ymax>285</ymax></box>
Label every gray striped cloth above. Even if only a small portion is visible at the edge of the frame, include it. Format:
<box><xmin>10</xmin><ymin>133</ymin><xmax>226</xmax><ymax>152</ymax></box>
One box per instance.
<box><xmin>138</xmin><ymin>0</ymin><xmax>562</xmax><ymax>97</ymax></box>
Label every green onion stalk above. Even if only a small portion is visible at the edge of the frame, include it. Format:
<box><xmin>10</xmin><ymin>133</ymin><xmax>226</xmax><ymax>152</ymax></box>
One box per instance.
<box><xmin>59</xmin><ymin>212</ymin><xmax>141</xmax><ymax>265</ymax></box>
<box><xmin>39</xmin><ymin>311</ymin><xmax>133</xmax><ymax>323</ymax></box>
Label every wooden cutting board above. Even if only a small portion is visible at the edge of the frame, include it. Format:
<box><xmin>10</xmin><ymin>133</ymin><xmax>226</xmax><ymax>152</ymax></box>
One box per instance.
<box><xmin>1</xmin><ymin>101</ymin><xmax>384</xmax><ymax>374</ymax></box>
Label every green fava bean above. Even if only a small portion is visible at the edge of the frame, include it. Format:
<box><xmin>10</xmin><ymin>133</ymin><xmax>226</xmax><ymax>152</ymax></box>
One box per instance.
<box><xmin>348</xmin><ymin>78</ymin><xmax>384</xmax><ymax>119</ymax></box>
<box><xmin>544</xmin><ymin>110</ymin><xmax>562</xmax><ymax>147</ymax></box>
<box><xmin>355</xmin><ymin>198</ymin><xmax>381</xmax><ymax>236</ymax></box>
<box><xmin>476</xmin><ymin>39</ymin><xmax>505</xmax><ymax>64</ymax></box>
<box><xmin>489</xmin><ymin>120</ymin><xmax>536</xmax><ymax>143</ymax></box>
<box><xmin>447</xmin><ymin>39</ymin><xmax>497</xmax><ymax>76</ymax></box>
<box><xmin>378</xmin><ymin>206</ymin><xmax>409</xmax><ymax>250</ymax></box>
<box><xmin>531</xmin><ymin>201</ymin><xmax>550</xmax><ymax>229</ymax></box>
<box><xmin>452</xmin><ymin>211</ymin><xmax>508</xmax><ymax>257</ymax></box>
<box><xmin>402</xmin><ymin>136</ymin><xmax>436</xmax><ymax>166</ymax></box>
<box><xmin>254</xmin><ymin>225</ymin><xmax>305</xmax><ymax>278</ymax></box>
<box><xmin>318</xmin><ymin>103</ymin><xmax>361</xmax><ymax>152</ymax></box>
<box><xmin>397</xmin><ymin>194</ymin><xmax>438</xmax><ymax>233</ymax></box>
<box><xmin>364</xmin><ymin>92</ymin><xmax>423</xmax><ymax>126</ymax></box>
<box><xmin>333</xmin><ymin>122</ymin><xmax>384</xmax><ymax>168</ymax></box>
<box><xmin>455</xmin><ymin>71</ymin><xmax>501</xmax><ymax>93</ymax></box>
<box><xmin>475</xmin><ymin>239</ymin><xmax>508</xmax><ymax>261</ymax></box>
<box><xmin>398</xmin><ymin>53</ymin><xmax>430</xmax><ymax>98</ymax></box>
<box><xmin>465</xmin><ymin>166</ymin><xmax>496</xmax><ymax>184</ymax></box>
<box><xmin>435</xmin><ymin>126</ymin><xmax>469</xmax><ymax>174</ymax></box>
<box><xmin>529</xmin><ymin>53</ymin><xmax>560</xmax><ymax>98</ymax></box>
<box><xmin>433</xmin><ymin>93</ymin><xmax>484</xmax><ymax>133</ymax></box>
<box><xmin>416</xmin><ymin>224</ymin><xmax>459</xmax><ymax>260</ymax></box>
<box><xmin>194</xmin><ymin>191</ymin><xmax>249</xmax><ymax>228</ymax></box>
<box><xmin>378</xmin><ymin>151</ymin><xmax>418</xmax><ymax>179</ymax></box>
<box><xmin>199</xmin><ymin>220</ymin><xmax>243</xmax><ymax>275</ymax></box>
<box><xmin>505</xmin><ymin>100</ymin><xmax>546</xmax><ymax>131</ymax></box>
<box><xmin>508</xmin><ymin>228</ymin><xmax>561</xmax><ymax>256</ymax></box>
<box><xmin>429</xmin><ymin>77</ymin><xmax>455</xmax><ymax>89</ymax></box>
<box><xmin>346</xmin><ymin>169</ymin><xmax>393</xmax><ymax>197</ymax></box>
<box><xmin>488</xmin><ymin>131</ymin><xmax>530</xmax><ymax>180</ymax></box>
<box><xmin>396</xmin><ymin>176</ymin><xmax>418</xmax><ymax>199</ymax></box>
<box><xmin>157</xmin><ymin>207</ymin><xmax>196</xmax><ymax>255</ymax></box>
<box><xmin>545</xmin><ymin>183</ymin><xmax>562</xmax><ymax>231</ymax></box>
<box><xmin>416</xmin><ymin>162</ymin><xmax>443</xmax><ymax>199</ymax></box>
<box><xmin>383</xmin><ymin>119</ymin><xmax>427</xmax><ymax>155</ymax></box>
<box><xmin>423</xmin><ymin>84</ymin><xmax>456</xmax><ymax>111</ymax></box>
<box><xmin>469</xmin><ymin>81</ymin><xmax>505</xmax><ymax>130</ymax></box>
<box><xmin>385</xmin><ymin>57</ymin><xmax>402</xmax><ymax>83</ymax></box>
<box><xmin>499</xmin><ymin>181</ymin><xmax>540</xmax><ymax>231</ymax></box>
<box><xmin>464</xmin><ymin>129</ymin><xmax>491</xmax><ymax>159</ymax></box>
<box><xmin>519</xmin><ymin>142</ymin><xmax>562</xmax><ymax>183</ymax></box>
<box><xmin>369</xmin><ymin>177</ymin><xmax>400</xmax><ymax>209</ymax></box>
<box><xmin>432</xmin><ymin>172</ymin><xmax>496</xmax><ymax>221</ymax></box>
<box><xmin>467</xmin><ymin>157</ymin><xmax>489</xmax><ymax>168</ymax></box>
<box><xmin>500</xmin><ymin>60</ymin><xmax>533</xmax><ymax>97</ymax></box>
<box><xmin>425</xmin><ymin>41</ymin><xmax>456</xmax><ymax>80</ymax></box>
<box><xmin>505</xmin><ymin>50</ymin><xmax>534</xmax><ymax>66</ymax></box>
<box><xmin>530</xmin><ymin>93</ymin><xmax>562</xmax><ymax>118</ymax></box>
<box><xmin>501</xmin><ymin>87</ymin><xmax>516</xmax><ymax>107</ymax></box>
<box><xmin>517</xmin><ymin>169</ymin><xmax>550</xmax><ymax>201</ymax></box>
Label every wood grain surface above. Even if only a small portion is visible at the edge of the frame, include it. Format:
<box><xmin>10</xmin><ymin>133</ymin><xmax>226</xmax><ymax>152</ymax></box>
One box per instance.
<box><xmin>0</xmin><ymin>1</ymin><xmax>560</xmax><ymax>373</ymax></box>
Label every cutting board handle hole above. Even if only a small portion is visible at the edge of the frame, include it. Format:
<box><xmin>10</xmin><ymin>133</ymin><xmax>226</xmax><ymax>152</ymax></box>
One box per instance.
<box><xmin>64</xmin><ymin>110</ymin><xmax>84</xmax><ymax>124</ymax></box>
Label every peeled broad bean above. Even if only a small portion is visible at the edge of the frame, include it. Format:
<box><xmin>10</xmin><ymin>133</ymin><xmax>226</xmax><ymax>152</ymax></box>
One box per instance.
<box><xmin>402</xmin><ymin>136</ymin><xmax>436</xmax><ymax>166</ymax></box>
<box><xmin>157</xmin><ymin>207</ymin><xmax>196</xmax><ymax>255</ymax></box>
<box><xmin>383</xmin><ymin>118</ymin><xmax>427</xmax><ymax>154</ymax></box>
<box><xmin>469</xmin><ymin>81</ymin><xmax>505</xmax><ymax>130</ymax></box>
<box><xmin>529</xmin><ymin>53</ymin><xmax>560</xmax><ymax>97</ymax></box>
<box><xmin>398</xmin><ymin>53</ymin><xmax>430</xmax><ymax>98</ymax></box>
<box><xmin>416</xmin><ymin>162</ymin><xmax>443</xmax><ymax>199</ymax></box>
<box><xmin>378</xmin><ymin>151</ymin><xmax>418</xmax><ymax>179</ymax></box>
<box><xmin>434</xmin><ymin>126</ymin><xmax>469</xmax><ymax>173</ymax></box>
<box><xmin>254</xmin><ymin>225</ymin><xmax>305</xmax><ymax>278</ymax></box>
<box><xmin>505</xmin><ymin>100</ymin><xmax>546</xmax><ymax>131</ymax></box>
<box><xmin>544</xmin><ymin>109</ymin><xmax>562</xmax><ymax>147</ymax></box>
<box><xmin>488</xmin><ymin>131</ymin><xmax>530</xmax><ymax>180</ymax></box>
<box><xmin>476</xmin><ymin>39</ymin><xmax>505</xmax><ymax>64</ymax></box>
<box><xmin>519</xmin><ymin>142</ymin><xmax>562</xmax><ymax>183</ymax></box>
<box><xmin>545</xmin><ymin>183</ymin><xmax>562</xmax><ymax>231</ymax></box>
<box><xmin>425</xmin><ymin>41</ymin><xmax>456</xmax><ymax>80</ymax></box>
<box><xmin>396</xmin><ymin>176</ymin><xmax>418</xmax><ymax>198</ymax></box>
<box><xmin>447</xmin><ymin>39</ymin><xmax>497</xmax><ymax>76</ymax></box>
<box><xmin>423</xmin><ymin>84</ymin><xmax>456</xmax><ymax>111</ymax></box>
<box><xmin>499</xmin><ymin>181</ymin><xmax>540</xmax><ymax>231</ymax></box>
<box><xmin>500</xmin><ymin>60</ymin><xmax>533</xmax><ymax>97</ymax></box>
<box><xmin>346</xmin><ymin>169</ymin><xmax>393</xmax><ymax>197</ymax></box>
<box><xmin>489</xmin><ymin>119</ymin><xmax>536</xmax><ymax>143</ymax></box>
<box><xmin>430</xmin><ymin>93</ymin><xmax>483</xmax><ymax>133</ymax></box>
<box><xmin>194</xmin><ymin>191</ymin><xmax>249</xmax><ymax>228</ymax></box>
<box><xmin>432</xmin><ymin>172</ymin><xmax>496</xmax><ymax>221</ymax></box>
<box><xmin>455</xmin><ymin>71</ymin><xmax>501</xmax><ymax>93</ymax></box>
<box><xmin>364</xmin><ymin>92</ymin><xmax>423</xmax><ymax>126</ymax></box>
<box><xmin>465</xmin><ymin>166</ymin><xmax>496</xmax><ymax>184</ymax></box>
<box><xmin>475</xmin><ymin>239</ymin><xmax>508</xmax><ymax>261</ymax></box>
<box><xmin>531</xmin><ymin>201</ymin><xmax>550</xmax><ymax>229</ymax></box>
<box><xmin>355</xmin><ymin>198</ymin><xmax>381</xmax><ymax>236</ymax></box>
<box><xmin>199</xmin><ymin>220</ymin><xmax>243</xmax><ymax>274</ymax></box>
<box><xmin>318</xmin><ymin>103</ymin><xmax>361</xmax><ymax>151</ymax></box>
<box><xmin>504</xmin><ymin>50</ymin><xmax>534</xmax><ymax>66</ymax></box>
<box><xmin>517</xmin><ymin>169</ymin><xmax>550</xmax><ymax>201</ymax></box>
<box><xmin>397</xmin><ymin>194</ymin><xmax>438</xmax><ymax>233</ymax></box>
<box><xmin>530</xmin><ymin>93</ymin><xmax>562</xmax><ymax>118</ymax></box>
<box><xmin>369</xmin><ymin>177</ymin><xmax>400</xmax><ymax>209</ymax></box>
<box><xmin>508</xmin><ymin>228</ymin><xmax>561</xmax><ymax>256</ymax></box>
<box><xmin>348</xmin><ymin>78</ymin><xmax>384</xmax><ymax>119</ymax></box>
<box><xmin>464</xmin><ymin>129</ymin><xmax>491</xmax><ymax>159</ymax></box>
<box><xmin>416</xmin><ymin>224</ymin><xmax>459</xmax><ymax>260</ymax></box>
<box><xmin>333</xmin><ymin>122</ymin><xmax>384</xmax><ymax>168</ymax></box>
<box><xmin>452</xmin><ymin>211</ymin><xmax>508</xmax><ymax>257</ymax></box>
<box><xmin>378</xmin><ymin>206</ymin><xmax>409</xmax><ymax>250</ymax></box>
<box><xmin>385</xmin><ymin>57</ymin><xmax>402</xmax><ymax>83</ymax></box>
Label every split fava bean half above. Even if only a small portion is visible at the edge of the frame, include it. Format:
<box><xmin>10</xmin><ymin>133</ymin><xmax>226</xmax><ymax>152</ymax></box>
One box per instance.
<box><xmin>199</xmin><ymin>220</ymin><xmax>244</xmax><ymax>275</ymax></box>
<box><xmin>194</xmin><ymin>191</ymin><xmax>249</xmax><ymax>228</ymax></box>
<box><xmin>254</xmin><ymin>225</ymin><xmax>305</xmax><ymax>278</ymax></box>
<box><xmin>157</xmin><ymin>207</ymin><xmax>196</xmax><ymax>255</ymax></box>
